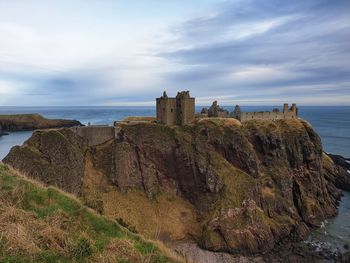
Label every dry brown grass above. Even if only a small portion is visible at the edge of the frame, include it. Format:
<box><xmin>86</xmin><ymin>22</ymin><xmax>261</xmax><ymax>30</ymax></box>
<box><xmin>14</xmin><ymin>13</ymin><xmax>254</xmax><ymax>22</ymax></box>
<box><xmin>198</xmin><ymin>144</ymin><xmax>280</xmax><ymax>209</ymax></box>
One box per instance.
<box><xmin>0</xmin><ymin>163</ymin><xmax>183</xmax><ymax>262</ymax></box>
<box><xmin>123</xmin><ymin>116</ymin><xmax>156</xmax><ymax>123</ymax></box>
<box><xmin>0</xmin><ymin>204</ymin><xmax>41</xmax><ymax>256</ymax></box>
<box><xmin>0</xmin><ymin>195</ymin><xmax>74</xmax><ymax>258</ymax></box>
<box><xmin>197</xmin><ymin>117</ymin><xmax>242</xmax><ymax>127</ymax></box>
<box><xmin>101</xmin><ymin>189</ymin><xmax>200</xmax><ymax>240</ymax></box>
<box><xmin>92</xmin><ymin>238</ymin><xmax>140</xmax><ymax>262</ymax></box>
<box><xmin>38</xmin><ymin>211</ymin><xmax>73</xmax><ymax>252</ymax></box>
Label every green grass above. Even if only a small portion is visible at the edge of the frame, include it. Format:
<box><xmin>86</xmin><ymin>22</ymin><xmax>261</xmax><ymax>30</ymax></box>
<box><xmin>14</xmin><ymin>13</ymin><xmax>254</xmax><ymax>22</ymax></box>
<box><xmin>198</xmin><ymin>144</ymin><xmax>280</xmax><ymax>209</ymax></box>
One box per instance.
<box><xmin>0</xmin><ymin>163</ymin><xmax>178</xmax><ymax>263</ymax></box>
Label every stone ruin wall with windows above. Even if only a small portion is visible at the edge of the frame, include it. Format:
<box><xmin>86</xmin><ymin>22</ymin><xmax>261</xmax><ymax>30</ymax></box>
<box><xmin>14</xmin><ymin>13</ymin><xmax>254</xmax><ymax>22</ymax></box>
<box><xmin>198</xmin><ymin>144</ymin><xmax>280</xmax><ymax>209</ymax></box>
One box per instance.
<box><xmin>234</xmin><ymin>103</ymin><xmax>298</xmax><ymax>122</ymax></box>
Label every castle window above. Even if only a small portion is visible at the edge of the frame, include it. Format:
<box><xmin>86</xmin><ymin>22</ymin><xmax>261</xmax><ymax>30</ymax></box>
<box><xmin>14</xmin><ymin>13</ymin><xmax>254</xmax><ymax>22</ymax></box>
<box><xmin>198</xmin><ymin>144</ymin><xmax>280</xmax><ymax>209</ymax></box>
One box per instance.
<box><xmin>163</xmin><ymin>108</ymin><xmax>165</xmax><ymax>112</ymax></box>
<box><xmin>171</xmin><ymin>108</ymin><xmax>173</xmax><ymax>112</ymax></box>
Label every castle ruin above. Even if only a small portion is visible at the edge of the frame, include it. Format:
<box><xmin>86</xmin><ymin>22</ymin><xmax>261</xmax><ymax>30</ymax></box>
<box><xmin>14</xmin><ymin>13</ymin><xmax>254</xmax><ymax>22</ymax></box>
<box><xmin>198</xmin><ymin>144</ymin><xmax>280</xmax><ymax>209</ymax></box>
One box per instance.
<box><xmin>206</xmin><ymin>101</ymin><xmax>230</xmax><ymax>118</ymax></box>
<box><xmin>156</xmin><ymin>91</ymin><xmax>195</xmax><ymax>125</ymax></box>
<box><xmin>201</xmin><ymin>100</ymin><xmax>298</xmax><ymax>122</ymax></box>
<box><xmin>68</xmin><ymin>91</ymin><xmax>298</xmax><ymax>147</ymax></box>
<box><xmin>232</xmin><ymin>103</ymin><xmax>298</xmax><ymax>122</ymax></box>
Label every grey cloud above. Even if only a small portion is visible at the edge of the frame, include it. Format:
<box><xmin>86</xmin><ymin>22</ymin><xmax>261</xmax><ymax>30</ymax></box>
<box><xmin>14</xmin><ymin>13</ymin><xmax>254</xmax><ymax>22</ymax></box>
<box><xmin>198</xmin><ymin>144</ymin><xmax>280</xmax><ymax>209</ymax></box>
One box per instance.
<box><xmin>159</xmin><ymin>0</ymin><xmax>350</xmax><ymax>104</ymax></box>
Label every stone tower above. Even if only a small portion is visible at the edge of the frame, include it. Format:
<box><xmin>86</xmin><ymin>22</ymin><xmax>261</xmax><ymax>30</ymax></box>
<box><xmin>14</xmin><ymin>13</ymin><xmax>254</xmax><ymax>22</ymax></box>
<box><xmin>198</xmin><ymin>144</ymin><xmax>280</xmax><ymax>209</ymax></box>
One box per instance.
<box><xmin>156</xmin><ymin>91</ymin><xmax>195</xmax><ymax>125</ymax></box>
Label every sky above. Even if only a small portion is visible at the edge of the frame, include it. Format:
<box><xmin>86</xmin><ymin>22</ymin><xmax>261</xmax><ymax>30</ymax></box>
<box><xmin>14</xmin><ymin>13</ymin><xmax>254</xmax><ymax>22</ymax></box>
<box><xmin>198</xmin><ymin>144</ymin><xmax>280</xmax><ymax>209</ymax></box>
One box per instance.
<box><xmin>0</xmin><ymin>0</ymin><xmax>349</xmax><ymax>106</ymax></box>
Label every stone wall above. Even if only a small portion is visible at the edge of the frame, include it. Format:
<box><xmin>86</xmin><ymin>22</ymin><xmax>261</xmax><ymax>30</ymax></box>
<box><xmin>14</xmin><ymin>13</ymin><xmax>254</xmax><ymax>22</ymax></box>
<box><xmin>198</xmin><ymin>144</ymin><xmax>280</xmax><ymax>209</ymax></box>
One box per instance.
<box><xmin>240</xmin><ymin>111</ymin><xmax>297</xmax><ymax>122</ymax></box>
<box><xmin>70</xmin><ymin>126</ymin><xmax>115</xmax><ymax>146</ymax></box>
<box><xmin>236</xmin><ymin>103</ymin><xmax>298</xmax><ymax>122</ymax></box>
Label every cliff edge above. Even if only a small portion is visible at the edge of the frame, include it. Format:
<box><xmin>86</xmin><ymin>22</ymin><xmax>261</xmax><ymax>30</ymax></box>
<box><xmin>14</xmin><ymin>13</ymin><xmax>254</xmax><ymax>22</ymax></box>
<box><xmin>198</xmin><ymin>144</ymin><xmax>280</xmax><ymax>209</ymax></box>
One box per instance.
<box><xmin>4</xmin><ymin>118</ymin><xmax>350</xmax><ymax>259</ymax></box>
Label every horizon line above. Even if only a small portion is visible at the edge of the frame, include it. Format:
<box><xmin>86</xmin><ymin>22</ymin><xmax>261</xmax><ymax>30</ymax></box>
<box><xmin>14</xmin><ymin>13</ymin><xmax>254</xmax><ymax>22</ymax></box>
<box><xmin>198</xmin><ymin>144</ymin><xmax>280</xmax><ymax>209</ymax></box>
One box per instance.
<box><xmin>0</xmin><ymin>105</ymin><xmax>350</xmax><ymax>108</ymax></box>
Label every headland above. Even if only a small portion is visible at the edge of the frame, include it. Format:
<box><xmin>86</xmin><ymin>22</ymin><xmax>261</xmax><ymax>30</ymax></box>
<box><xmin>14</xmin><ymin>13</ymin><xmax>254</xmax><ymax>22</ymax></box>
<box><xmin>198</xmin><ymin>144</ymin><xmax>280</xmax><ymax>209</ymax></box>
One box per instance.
<box><xmin>2</xmin><ymin>91</ymin><xmax>350</xmax><ymax>262</ymax></box>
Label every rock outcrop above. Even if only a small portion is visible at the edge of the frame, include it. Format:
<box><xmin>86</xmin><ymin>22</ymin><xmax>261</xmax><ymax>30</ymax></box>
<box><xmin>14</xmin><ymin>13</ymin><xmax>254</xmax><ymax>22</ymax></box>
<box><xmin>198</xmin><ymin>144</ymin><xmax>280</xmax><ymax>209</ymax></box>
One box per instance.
<box><xmin>205</xmin><ymin>101</ymin><xmax>230</xmax><ymax>118</ymax></box>
<box><xmin>4</xmin><ymin>118</ymin><xmax>349</xmax><ymax>259</ymax></box>
<box><xmin>0</xmin><ymin>114</ymin><xmax>82</xmax><ymax>132</ymax></box>
<box><xmin>4</xmin><ymin>129</ymin><xmax>87</xmax><ymax>194</ymax></box>
<box><xmin>327</xmin><ymin>154</ymin><xmax>350</xmax><ymax>191</ymax></box>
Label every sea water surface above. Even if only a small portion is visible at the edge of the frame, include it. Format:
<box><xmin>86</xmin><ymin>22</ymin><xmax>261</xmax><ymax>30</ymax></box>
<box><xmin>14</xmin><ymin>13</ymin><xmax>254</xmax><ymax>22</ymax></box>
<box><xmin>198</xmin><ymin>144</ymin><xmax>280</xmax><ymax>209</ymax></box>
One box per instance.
<box><xmin>1</xmin><ymin>106</ymin><xmax>349</xmax><ymax>159</ymax></box>
<box><xmin>0</xmin><ymin>105</ymin><xmax>350</xmax><ymax>251</ymax></box>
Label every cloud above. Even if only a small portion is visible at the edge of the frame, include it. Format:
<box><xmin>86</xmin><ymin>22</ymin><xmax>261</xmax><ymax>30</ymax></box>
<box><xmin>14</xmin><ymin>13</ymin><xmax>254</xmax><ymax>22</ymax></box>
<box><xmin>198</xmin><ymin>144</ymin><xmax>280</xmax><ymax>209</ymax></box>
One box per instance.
<box><xmin>0</xmin><ymin>0</ymin><xmax>349</xmax><ymax>105</ymax></box>
<box><xmin>158</xmin><ymin>0</ymin><xmax>350</xmax><ymax>105</ymax></box>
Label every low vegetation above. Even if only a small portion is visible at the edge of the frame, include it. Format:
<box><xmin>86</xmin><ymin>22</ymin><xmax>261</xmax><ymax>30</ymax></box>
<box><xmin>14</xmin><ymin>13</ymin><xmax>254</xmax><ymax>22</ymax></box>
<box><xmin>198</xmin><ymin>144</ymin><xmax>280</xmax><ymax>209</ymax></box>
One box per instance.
<box><xmin>0</xmin><ymin>163</ymin><xmax>179</xmax><ymax>263</ymax></box>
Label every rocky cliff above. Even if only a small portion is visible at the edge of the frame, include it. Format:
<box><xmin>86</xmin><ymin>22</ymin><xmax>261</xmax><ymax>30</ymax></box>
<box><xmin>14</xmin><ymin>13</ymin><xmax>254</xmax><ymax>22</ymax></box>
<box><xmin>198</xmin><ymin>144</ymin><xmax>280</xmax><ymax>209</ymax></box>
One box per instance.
<box><xmin>4</xmin><ymin>118</ymin><xmax>350</xmax><ymax>259</ymax></box>
<box><xmin>0</xmin><ymin>114</ymin><xmax>82</xmax><ymax>131</ymax></box>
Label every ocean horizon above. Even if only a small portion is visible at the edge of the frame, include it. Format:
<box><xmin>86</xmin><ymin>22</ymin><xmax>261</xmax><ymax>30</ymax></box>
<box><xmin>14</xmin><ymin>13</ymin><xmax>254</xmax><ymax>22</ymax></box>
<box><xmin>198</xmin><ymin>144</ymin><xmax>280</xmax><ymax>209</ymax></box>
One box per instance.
<box><xmin>1</xmin><ymin>105</ymin><xmax>350</xmax><ymax>159</ymax></box>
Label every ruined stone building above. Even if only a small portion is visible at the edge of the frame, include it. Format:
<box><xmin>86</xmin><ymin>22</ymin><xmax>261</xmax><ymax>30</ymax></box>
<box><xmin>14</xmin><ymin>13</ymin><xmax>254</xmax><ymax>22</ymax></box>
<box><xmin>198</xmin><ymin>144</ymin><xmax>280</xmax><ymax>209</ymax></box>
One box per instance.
<box><xmin>232</xmin><ymin>103</ymin><xmax>298</xmax><ymax>122</ymax></box>
<box><xmin>206</xmin><ymin>101</ymin><xmax>230</xmax><ymax>118</ymax></box>
<box><xmin>156</xmin><ymin>91</ymin><xmax>195</xmax><ymax>125</ymax></box>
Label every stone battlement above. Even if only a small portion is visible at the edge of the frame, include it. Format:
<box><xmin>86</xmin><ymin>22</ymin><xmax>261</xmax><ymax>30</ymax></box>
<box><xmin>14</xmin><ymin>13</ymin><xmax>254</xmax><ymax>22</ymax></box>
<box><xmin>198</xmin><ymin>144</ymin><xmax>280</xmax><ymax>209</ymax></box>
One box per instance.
<box><xmin>232</xmin><ymin>103</ymin><xmax>298</xmax><ymax>122</ymax></box>
<box><xmin>201</xmin><ymin>101</ymin><xmax>298</xmax><ymax>122</ymax></box>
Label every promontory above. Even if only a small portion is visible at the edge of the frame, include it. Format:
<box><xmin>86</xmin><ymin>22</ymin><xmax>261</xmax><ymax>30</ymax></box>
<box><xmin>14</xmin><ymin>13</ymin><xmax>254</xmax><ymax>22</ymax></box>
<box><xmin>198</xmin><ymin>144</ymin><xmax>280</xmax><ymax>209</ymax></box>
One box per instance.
<box><xmin>3</xmin><ymin>92</ymin><xmax>350</xmax><ymax>262</ymax></box>
<box><xmin>4</xmin><ymin>117</ymin><xmax>350</xmax><ymax>261</ymax></box>
<box><xmin>0</xmin><ymin>113</ymin><xmax>82</xmax><ymax>132</ymax></box>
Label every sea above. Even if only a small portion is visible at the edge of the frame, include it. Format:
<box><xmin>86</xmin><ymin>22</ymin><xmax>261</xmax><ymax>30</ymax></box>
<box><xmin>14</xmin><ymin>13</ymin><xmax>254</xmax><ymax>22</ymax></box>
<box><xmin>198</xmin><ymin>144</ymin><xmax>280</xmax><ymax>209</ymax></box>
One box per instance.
<box><xmin>0</xmin><ymin>105</ymin><xmax>350</xmax><ymax>253</ymax></box>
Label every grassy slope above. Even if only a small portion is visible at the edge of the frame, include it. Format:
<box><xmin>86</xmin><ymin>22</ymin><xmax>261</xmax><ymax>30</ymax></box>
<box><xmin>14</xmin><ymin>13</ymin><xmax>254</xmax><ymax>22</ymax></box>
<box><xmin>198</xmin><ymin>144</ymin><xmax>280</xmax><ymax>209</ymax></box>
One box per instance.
<box><xmin>0</xmin><ymin>163</ymin><xmax>179</xmax><ymax>263</ymax></box>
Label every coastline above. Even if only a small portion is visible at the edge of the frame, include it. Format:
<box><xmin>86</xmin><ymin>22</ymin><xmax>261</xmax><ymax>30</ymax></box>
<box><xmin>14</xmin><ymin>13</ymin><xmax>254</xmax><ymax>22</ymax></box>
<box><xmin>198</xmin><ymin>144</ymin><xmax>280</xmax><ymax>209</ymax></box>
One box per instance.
<box><xmin>3</xmin><ymin>119</ymin><xmax>350</xmax><ymax>262</ymax></box>
<box><xmin>0</xmin><ymin>108</ymin><xmax>349</xmax><ymax>262</ymax></box>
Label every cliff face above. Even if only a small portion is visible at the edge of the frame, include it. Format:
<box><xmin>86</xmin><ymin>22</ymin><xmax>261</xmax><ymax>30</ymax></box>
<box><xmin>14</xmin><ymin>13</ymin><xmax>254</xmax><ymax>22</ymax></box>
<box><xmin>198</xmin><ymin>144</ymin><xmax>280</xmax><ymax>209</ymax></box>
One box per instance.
<box><xmin>0</xmin><ymin>114</ymin><xmax>82</xmax><ymax>131</ymax></box>
<box><xmin>4</xmin><ymin>129</ymin><xmax>87</xmax><ymax>194</ymax></box>
<box><xmin>4</xmin><ymin>118</ymin><xmax>348</xmax><ymax>256</ymax></box>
